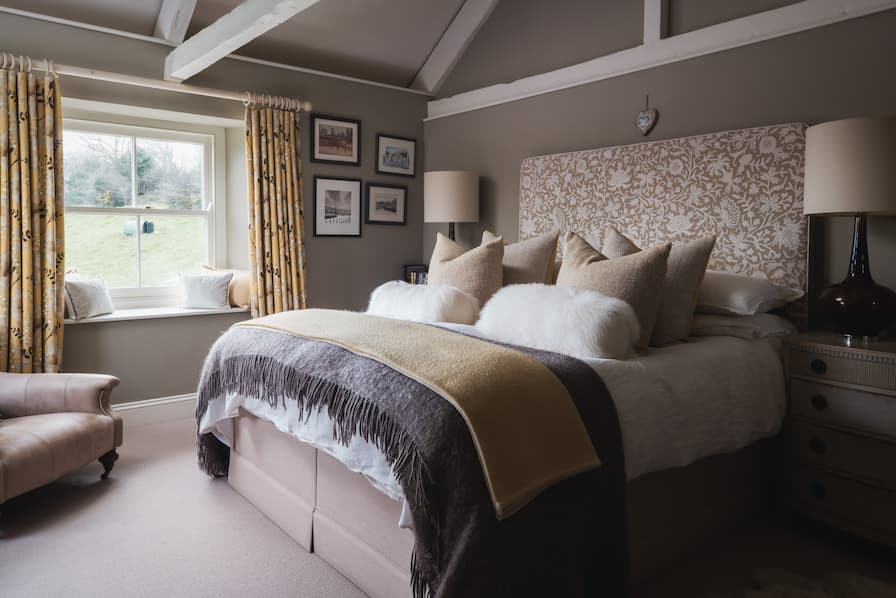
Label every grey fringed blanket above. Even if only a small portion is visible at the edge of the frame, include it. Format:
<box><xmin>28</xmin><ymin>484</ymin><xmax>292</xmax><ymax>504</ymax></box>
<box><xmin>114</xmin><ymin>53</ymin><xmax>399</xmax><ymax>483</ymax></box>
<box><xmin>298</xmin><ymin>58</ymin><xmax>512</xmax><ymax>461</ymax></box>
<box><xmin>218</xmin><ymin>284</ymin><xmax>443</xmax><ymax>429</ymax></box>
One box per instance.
<box><xmin>197</xmin><ymin>316</ymin><xmax>627</xmax><ymax>598</ymax></box>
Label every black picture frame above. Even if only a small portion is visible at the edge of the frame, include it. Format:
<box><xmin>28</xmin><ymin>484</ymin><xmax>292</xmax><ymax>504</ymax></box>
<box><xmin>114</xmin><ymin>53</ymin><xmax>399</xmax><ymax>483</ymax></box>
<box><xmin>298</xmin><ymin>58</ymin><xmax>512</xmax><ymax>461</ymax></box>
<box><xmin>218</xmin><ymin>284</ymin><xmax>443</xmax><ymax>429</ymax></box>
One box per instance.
<box><xmin>310</xmin><ymin>114</ymin><xmax>361</xmax><ymax>166</ymax></box>
<box><xmin>313</xmin><ymin>176</ymin><xmax>362</xmax><ymax>237</ymax></box>
<box><xmin>375</xmin><ymin>133</ymin><xmax>416</xmax><ymax>177</ymax></box>
<box><xmin>365</xmin><ymin>182</ymin><xmax>407</xmax><ymax>225</ymax></box>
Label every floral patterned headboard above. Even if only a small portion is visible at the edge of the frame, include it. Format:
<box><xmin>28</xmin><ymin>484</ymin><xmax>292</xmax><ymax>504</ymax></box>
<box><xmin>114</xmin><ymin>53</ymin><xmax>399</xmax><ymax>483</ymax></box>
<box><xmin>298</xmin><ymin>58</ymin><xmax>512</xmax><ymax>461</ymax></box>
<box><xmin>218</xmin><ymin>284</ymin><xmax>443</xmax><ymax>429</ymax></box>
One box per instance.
<box><xmin>519</xmin><ymin>123</ymin><xmax>808</xmax><ymax>291</ymax></box>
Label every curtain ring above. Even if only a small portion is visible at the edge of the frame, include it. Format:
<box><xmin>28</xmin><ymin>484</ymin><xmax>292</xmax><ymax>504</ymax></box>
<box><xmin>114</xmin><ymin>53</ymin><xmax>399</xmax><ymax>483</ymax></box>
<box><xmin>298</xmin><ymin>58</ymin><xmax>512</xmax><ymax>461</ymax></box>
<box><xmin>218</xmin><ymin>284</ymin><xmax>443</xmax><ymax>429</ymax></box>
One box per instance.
<box><xmin>26</xmin><ymin>56</ymin><xmax>32</xmax><ymax>72</ymax></box>
<box><xmin>243</xmin><ymin>91</ymin><xmax>251</xmax><ymax>106</ymax></box>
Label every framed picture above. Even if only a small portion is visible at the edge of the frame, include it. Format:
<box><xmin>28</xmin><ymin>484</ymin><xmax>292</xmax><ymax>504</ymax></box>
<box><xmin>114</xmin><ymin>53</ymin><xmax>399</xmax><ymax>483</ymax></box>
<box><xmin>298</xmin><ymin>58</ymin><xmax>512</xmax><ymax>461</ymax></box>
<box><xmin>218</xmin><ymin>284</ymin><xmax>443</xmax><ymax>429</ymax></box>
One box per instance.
<box><xmin>313</xmin><ymin>176</ymin><xmax>362</xmax><ymax>237</ymax></box>
<box><xmin>375</xmin><ymin>134</ymin><xmax>416</xmax><ymax>177</ymax></box>
<box><xmin>311</xmin><ymin>114</ymin><xmax>361</xmax><ymax>165</ymax></box>
<box><xmin>365</xmin><ymin>182</ymin><xmax>407</xmax><ymax>225</ymax></box>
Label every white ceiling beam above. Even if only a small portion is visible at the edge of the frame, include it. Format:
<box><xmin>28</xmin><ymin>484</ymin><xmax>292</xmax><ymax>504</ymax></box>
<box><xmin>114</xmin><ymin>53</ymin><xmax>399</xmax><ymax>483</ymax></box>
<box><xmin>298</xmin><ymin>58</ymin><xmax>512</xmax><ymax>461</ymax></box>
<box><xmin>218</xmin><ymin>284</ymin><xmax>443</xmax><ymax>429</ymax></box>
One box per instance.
<box><xmin>643</xmin><ymin>0</ymin><xmax>668</xmax><ymax>44</ymax></box>
<box><xmin>410</xmin><ymin>0</ymin><xmax>501</xmax><ymax>94</ymax></box>
<box><xmin>154</xmin><ymin>0</ymin><xmax>198</xmax><ymax>43</ymax></box>
<box><xmin>164</xmin><ymin>0</ymin><xmax>320</xmax><ymax>82</ymax></box>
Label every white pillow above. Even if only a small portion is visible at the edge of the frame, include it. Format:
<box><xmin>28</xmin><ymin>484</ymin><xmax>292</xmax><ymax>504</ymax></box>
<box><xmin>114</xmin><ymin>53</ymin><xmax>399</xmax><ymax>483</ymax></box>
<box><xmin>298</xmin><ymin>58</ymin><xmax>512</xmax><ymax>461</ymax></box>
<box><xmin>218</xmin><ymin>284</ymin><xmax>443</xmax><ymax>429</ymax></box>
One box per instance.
<box><xmin>475</xmin><ymin>284</ymin><xmax>640</xmax><ymax>360</ymax></box>
<box><xmin>697</xmin><ymin>269</ymin><xmax>804</xmax><ymax>316</ymax></box>
<box><xmin>690</xmin><ymin>313</ymin><xmax>796</xmax><ymax>339</ymax></box>
<box><xmin>64</xmin><ymin>278</ymin><xmax>115</xmax><ymax>320</ymax></box>
<box><xmin>366</xmin><ymin>281</ymin><xmax>480</xmax><ymax>324</ymax></box>
<box><xmin>181</xmin><ymin>272</ymin><xmax>233</xmax><ymax>309</ymax></box>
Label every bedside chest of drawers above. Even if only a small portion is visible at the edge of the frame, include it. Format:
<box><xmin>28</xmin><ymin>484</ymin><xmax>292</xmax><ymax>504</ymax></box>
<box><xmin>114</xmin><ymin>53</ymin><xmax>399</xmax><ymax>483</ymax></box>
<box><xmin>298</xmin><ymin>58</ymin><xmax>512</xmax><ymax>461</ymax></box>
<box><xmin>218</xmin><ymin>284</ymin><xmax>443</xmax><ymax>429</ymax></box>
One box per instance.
<box><xmin>786</xmin><ymin>332</ymin><xmax>896</xmax><ymax>547</ymax></box>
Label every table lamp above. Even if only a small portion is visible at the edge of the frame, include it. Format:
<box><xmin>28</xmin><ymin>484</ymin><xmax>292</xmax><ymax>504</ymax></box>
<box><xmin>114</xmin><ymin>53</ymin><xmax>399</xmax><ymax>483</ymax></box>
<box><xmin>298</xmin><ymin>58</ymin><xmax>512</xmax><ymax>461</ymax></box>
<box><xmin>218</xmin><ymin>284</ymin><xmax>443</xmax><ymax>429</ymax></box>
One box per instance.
<box><xmin>804</xmin><ymin>116</ymin><xmax>896</xmax><ymax>338</ymax></box>
<box><xmin>424</xmin><ymin>170</ymin><xmax>479</xmax><ymax>241</ymax></box>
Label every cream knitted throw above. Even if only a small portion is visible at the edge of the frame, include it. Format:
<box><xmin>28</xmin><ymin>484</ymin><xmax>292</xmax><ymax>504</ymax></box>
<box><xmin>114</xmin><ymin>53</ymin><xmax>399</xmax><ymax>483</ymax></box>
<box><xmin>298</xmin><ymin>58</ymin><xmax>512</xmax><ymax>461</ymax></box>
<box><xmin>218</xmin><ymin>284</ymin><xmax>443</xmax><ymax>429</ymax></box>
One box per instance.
<box><xmin>238</xmin><ymin>309</ymin><xmax>601</xmax><ymax>519</ymax></box>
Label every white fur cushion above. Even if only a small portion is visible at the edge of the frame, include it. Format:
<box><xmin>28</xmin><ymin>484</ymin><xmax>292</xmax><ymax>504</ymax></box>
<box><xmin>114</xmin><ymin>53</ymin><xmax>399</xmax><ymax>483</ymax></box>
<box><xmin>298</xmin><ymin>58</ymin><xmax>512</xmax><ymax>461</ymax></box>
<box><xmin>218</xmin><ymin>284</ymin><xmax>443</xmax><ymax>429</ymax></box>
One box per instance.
<box><xmin>476</xmin><ymin>284</ymin><xmax>640</xmax><ymax>360</ymax></box>
<box><xmin>367</xmin><ymin>281</ymin><xmax>480</xmax><ymax>324</ymax></box>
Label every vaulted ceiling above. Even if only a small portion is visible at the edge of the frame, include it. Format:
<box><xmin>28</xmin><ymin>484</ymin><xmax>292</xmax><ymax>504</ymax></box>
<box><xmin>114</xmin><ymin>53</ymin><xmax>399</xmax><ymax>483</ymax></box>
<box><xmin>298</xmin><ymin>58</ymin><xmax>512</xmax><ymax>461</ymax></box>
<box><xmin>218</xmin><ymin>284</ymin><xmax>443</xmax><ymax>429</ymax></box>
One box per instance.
<box><xmin>0</xmin><ymin>0</ymin><xmax>478</xmax><ymax>90</ymax></box>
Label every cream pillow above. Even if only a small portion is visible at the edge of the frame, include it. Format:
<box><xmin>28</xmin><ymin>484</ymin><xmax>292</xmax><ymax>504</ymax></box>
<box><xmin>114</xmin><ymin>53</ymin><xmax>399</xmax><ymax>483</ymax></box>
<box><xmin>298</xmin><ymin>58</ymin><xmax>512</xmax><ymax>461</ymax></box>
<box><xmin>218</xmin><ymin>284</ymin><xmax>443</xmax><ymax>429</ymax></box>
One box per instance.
<box><xmin>181</xmin><ymin>272</ymin><xmax>233</xmax><ymax>309</ymax></box>
<box><xmin>690</xmin><ymin>313</ymin><xmax>796</xmax><ymax>339</ymax></box>
<box><xmin>428</xmin><ymin>233</ymin><xmax>504</xmax><ymax>305</ymax></box>
<box><xmin>697</xmin><ymin>269</ymin><xmax>805</xmax><ymax>315</ymax></box>
<box><xmin>481</xmin><ymin>230</ymin><xmax>559</xmax><ymax>285</ymax></box>
<box><xmin>64</xmin><ymin>278</ymin><xmax>115</xmax><ymax>320</ymax></box>
<box><xmin>201</xmin><ymin>265</ymin><xmax>251</xmax><ymax>308</ymax></box>
<box><xmin>556</xmin><ymin>232</ymin><xmax>670</xmax><ymax>350</ymax></box>
<box><xmin>602</xmin><ymin>226</ymin><xmax>716</xmax><ymax>346</ymax></box>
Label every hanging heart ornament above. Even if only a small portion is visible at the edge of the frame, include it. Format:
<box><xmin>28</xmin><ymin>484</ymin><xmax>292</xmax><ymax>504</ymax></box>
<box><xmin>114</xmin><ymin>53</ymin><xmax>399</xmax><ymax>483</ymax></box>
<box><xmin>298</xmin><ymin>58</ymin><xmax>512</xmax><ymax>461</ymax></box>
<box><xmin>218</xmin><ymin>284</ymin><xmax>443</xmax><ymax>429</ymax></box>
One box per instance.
<box><xmin>637</xmin><ymin>108</ymin><xmax>658</xmax><ymax>135</ymax></box>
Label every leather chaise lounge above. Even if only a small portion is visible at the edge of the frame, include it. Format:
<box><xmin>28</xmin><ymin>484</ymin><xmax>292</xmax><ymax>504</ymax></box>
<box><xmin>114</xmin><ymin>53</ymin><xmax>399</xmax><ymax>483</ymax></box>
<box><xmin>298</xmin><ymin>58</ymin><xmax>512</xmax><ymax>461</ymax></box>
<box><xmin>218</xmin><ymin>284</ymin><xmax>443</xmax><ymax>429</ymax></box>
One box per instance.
<box><xmin>0</xmin><ymin>373</ymin><xmax>122</xmax><ymax>506</ymax></box>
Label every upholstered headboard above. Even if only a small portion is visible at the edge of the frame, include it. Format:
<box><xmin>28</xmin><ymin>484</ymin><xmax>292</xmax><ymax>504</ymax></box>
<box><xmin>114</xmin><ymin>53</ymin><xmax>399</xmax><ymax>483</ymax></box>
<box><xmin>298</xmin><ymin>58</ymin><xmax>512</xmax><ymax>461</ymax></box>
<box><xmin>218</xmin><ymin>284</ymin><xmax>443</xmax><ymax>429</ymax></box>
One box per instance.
<box><xmin>519</xmin><ymin>123</ymin><xmax>808</xmax><ymax>291</ymax></box>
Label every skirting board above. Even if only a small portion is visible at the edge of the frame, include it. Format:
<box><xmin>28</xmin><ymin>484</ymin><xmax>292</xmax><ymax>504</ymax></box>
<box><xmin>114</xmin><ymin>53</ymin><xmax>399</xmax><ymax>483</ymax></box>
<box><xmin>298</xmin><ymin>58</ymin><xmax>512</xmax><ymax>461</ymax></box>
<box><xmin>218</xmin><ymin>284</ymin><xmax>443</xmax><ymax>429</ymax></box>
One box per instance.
<box><xmin>114</xmin><ymin>393</ymin><xmax>196</xmax><ymax>429</ymax></box>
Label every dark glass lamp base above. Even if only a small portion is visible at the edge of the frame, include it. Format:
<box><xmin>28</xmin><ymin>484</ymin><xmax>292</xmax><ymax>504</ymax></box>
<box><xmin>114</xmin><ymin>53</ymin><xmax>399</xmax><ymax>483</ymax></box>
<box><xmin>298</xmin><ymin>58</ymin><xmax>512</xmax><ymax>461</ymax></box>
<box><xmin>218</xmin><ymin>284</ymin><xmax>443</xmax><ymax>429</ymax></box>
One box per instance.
<box><xmin>820</xmin><ymin>280</ymin><xmax>896</xmax><ymax>338</ymax></box>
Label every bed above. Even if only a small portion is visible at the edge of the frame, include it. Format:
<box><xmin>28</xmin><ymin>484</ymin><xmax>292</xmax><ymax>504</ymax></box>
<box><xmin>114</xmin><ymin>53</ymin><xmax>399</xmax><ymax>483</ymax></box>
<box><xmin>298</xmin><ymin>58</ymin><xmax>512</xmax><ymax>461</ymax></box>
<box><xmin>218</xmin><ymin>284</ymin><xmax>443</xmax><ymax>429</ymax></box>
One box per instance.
<box><xmin>197</xmin><ymin>123</ymin><xmax>809</xmax><ymax>597</ymax></box>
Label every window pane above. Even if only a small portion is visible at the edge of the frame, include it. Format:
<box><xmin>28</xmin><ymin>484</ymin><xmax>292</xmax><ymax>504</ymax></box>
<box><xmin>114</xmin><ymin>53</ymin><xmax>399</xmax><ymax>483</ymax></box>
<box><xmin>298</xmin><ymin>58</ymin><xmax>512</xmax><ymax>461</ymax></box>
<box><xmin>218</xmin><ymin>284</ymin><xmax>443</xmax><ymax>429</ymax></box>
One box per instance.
<box><xmin>136</xmin><ymin>138</ymin><xmax>204</xmax><ymax>210</ymax></box>
<box><xmin>139</xmin><ymin>215</ymin><xmax>207</xmax><ymax>286</ymax></box>
<box><xmin>65</xmin><ymin>213</ymin><xmax>137</xmax><ymax>288</ymax></box>
<box><xmin>63</xmin><ymin>131</ymin><xmax>133</xmax><ymax>208</ymax></box>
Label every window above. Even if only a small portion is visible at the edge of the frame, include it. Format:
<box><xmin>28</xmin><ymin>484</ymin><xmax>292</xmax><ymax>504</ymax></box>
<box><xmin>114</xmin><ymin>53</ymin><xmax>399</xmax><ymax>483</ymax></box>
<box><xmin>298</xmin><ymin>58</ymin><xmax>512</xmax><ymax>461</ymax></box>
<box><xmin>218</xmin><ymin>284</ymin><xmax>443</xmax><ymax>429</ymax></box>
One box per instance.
<box><xmin>63</xmin><ymin>120</ymin><xmax>215</xmax><ymax>305</ymax></box>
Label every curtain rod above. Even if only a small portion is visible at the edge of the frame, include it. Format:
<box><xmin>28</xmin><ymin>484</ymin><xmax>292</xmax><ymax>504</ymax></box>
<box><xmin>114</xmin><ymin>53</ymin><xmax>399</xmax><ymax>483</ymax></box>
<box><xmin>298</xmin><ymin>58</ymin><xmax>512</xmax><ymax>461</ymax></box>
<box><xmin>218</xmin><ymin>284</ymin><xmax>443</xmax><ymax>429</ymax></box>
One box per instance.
<box><xmin>0</xmin><ymin>53</ymin><xmax>312</xmax><ymax>112</ymax></box>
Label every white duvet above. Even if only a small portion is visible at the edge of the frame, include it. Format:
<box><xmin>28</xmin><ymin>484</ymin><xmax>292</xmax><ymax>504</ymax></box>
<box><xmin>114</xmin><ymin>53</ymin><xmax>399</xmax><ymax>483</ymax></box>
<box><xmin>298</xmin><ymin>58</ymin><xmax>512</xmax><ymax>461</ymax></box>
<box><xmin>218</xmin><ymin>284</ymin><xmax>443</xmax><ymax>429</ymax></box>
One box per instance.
<box><xmin>199</xmin><ymin>326</ymin><xmax>787</xmax><ymax>526</ymax></box>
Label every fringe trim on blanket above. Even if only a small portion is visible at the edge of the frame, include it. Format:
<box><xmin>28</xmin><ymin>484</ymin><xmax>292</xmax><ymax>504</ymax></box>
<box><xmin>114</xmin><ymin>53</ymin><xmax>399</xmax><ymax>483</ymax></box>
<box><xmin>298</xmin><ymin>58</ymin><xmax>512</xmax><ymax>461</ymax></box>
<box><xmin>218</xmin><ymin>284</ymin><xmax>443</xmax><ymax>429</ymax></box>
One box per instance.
<box><xmin>196</xmin><ymin>354</ymin><xmax>438</xmax><ymax>597</ymax></box>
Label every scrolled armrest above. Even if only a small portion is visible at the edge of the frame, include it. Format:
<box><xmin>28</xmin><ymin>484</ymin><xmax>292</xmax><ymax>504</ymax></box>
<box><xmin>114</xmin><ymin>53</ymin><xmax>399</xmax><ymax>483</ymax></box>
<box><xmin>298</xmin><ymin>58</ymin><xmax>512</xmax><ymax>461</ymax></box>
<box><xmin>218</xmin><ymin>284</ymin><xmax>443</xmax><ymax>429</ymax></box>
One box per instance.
<box><xmin>0</xmin><ymin>372</ymin><xmax>120</xmax><ymax>418</ymax></box>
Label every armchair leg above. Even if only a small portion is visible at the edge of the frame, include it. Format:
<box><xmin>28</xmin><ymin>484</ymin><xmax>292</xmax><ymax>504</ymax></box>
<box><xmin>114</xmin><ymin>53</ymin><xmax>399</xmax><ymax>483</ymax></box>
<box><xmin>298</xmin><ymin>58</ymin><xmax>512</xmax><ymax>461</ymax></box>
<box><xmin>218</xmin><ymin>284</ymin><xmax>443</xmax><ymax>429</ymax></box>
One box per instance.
<box><xmin>99</xmin><ymin>449</ymin><xmax>119</xmax><ymax>480</ymax></box>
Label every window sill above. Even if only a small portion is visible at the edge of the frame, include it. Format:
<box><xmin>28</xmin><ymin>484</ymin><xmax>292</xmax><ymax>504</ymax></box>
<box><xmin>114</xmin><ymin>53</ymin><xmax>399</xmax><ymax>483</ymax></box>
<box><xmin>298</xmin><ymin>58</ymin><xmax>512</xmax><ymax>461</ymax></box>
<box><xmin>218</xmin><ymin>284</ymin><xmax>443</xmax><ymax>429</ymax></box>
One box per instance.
<box><xmin>64</xmin><ymin>306</ymin><xmax>250</xmax><ymax>325</ymax></box>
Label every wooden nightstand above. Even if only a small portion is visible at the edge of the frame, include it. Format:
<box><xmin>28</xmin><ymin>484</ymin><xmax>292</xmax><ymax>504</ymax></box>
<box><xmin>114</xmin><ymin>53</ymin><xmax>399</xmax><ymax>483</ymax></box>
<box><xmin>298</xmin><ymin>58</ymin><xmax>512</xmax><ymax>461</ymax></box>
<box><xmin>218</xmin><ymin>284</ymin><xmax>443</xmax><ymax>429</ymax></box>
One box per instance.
<box><xmin>785</xmin><ymin>332</ymin><xmax>896</xmax><ymax>546</ymax></box>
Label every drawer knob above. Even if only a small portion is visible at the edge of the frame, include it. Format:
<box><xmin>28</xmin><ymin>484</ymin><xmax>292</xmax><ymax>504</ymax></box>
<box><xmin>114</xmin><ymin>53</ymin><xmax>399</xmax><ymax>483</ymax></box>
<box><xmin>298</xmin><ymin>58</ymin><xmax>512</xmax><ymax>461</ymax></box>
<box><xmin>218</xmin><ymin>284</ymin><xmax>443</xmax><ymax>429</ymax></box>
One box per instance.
<box><xmin>810</xmin><ymin>359</ymin><xmax>827</xmax><ymax>375</ymax></box>
<box><xmin>810</xmin><ymin>481</ymin><xmax>827</xmax><ymax>499</ymax></box>
<box><xmin>809</xmin><ymin>437</ymin><xmax>827</xmax><ymax>455</ymax></box>
<box><xmin>811</xmin><ymin>395</ymin><xmax>828</xmax><ymax>411</ymax></box>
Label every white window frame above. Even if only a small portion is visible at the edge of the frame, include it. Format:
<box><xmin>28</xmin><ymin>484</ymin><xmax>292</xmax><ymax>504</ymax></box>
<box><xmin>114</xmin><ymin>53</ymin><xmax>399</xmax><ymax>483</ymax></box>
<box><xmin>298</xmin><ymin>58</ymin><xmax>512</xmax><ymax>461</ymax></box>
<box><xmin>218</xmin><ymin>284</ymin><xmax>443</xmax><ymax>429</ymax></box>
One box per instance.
<box><xmin>62</xmin><ymin>113</ymin><xmax>228</xmax><ymax>309</ymax></box>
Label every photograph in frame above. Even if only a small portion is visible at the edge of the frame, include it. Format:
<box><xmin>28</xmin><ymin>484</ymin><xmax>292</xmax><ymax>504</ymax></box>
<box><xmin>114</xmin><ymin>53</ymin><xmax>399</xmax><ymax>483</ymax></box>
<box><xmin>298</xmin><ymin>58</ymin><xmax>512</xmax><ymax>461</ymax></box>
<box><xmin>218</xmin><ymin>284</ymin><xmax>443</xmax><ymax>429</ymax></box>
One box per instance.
<box><xmin>314</xmin><ymin>176</ymin><xmax>362</xmax><ymax>236</ymax></box>
<box><xmin>311</xmin><ymin>114</ymin><xmax>361</xmax><ymax>165</ymax></box>
<box><xmin>366</xmin><ymin>182</ymin><xmax>407</xmax><ymax>225</ymax></box>
<box><xmin>375</xmin><ymin>134</ymin><xmax>415</xmax><ymax>177</ymax></box>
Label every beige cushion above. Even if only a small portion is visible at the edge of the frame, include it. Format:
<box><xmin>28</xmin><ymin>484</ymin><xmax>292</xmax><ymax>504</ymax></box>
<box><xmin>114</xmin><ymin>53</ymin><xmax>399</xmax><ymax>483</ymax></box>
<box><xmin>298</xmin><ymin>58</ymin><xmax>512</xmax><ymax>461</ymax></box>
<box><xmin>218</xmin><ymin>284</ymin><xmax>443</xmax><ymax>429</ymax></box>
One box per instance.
<box><xmin>482</xmin><ymin>230</ymin><xmax>559</xmax><ymax>285</ymax></box>
<box><xmin>64</xmin><ymin>278</ymin><xmax>114</xmax><ymax>320</ymax></box>
<box><xmin>556</xmin><ymin>232</ymin><xmax>670</xmax><ymax>349</ymax></box>
<box><xmin>428</xmin><ymin>233</ymin><xmax>504</xmax><ymax>306</ymax></box>
<box><xmin>202</xmin><ymin>265</ymin><xmax>251</xmax><ymax>308</ymax></box>
<box><xmin>602</xmin><ymin>227</ymin><xmax>716</xmax><ymax>346</ymax></box>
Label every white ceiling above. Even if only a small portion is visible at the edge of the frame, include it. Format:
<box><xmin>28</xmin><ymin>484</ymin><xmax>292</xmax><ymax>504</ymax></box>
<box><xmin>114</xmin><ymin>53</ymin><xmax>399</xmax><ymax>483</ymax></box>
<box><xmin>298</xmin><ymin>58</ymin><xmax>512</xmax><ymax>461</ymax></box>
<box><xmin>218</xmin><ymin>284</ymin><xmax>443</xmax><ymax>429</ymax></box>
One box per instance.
<box><xmin>0</xmin><ymin>0</ymin><xmax>467</xmax><ymax>87</ymax></box>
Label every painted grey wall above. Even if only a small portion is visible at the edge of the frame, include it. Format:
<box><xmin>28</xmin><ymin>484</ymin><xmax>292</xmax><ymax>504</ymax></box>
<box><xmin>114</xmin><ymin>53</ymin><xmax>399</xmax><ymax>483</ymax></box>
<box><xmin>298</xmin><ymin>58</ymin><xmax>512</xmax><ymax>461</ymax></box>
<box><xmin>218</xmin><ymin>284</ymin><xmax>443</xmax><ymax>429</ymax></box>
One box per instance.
<box><xmin>0</xmin><ymin>12</ymin><xmax>427</xmax><ymax>401</ymax></box>
<box><xmin>667</xmin><ymin>0</ymin><xmax>801</xmax><ymax>35</ymax></box>
<box><xmin>424</xmin><ymin>11</ymin><xmax>896</xmax><ymax>304</ymax></box>
<box><xmin>437</xmin><ymin>0</ymin><xmax>644</xmax><ymax>98</ymax></box>
<box><xmin>63</xmin><ymin>313</ymin><xmax>249</xmax><ymax>404</ymax></box>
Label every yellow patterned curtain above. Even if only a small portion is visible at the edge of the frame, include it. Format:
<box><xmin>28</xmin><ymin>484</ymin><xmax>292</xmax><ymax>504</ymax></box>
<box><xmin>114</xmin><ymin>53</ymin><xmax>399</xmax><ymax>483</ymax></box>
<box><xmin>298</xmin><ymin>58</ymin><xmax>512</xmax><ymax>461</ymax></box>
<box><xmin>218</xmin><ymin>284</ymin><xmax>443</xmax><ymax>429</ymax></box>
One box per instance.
<box><xmin>245</xmin><ymin>105</ymin><xmax>307</xmax><ymax>317</ymax></box>
<box><xmin>0</xmin><ymin>66</ymin><xmax>64</xmax><ymax>373</ymax></box>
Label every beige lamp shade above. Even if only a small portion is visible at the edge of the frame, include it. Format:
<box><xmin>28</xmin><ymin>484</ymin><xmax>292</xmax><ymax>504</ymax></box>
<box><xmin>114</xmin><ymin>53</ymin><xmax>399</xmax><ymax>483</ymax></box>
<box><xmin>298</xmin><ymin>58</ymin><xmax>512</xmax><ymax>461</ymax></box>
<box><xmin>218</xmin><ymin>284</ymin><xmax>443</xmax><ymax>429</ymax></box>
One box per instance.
<box><xmin>804</xmin><ymin>116</ymin><xmax>896</xmax><ymax>215</ymax></box>
<box><xmin>424</xmin><ymin>170</ymin><xmax>479</xmax><ymax>223</ymax></box>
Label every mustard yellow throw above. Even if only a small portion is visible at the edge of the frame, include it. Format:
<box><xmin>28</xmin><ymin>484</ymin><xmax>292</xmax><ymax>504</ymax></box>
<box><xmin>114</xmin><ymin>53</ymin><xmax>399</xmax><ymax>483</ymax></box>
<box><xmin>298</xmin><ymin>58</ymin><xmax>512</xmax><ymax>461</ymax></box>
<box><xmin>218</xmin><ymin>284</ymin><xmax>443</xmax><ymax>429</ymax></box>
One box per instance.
<box><xmin>238</xmin><ymin>309</ymin><xmax>601</xmax><ymax>519</ymax></box>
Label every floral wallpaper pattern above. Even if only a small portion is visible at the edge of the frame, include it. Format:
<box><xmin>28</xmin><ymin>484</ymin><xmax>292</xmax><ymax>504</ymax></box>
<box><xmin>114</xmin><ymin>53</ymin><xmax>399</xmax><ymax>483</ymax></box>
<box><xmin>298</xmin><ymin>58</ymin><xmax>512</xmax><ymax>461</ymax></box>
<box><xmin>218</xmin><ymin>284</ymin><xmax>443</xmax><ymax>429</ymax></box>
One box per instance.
<box><xmin>519</xmin><ymin>123</ymin><xmax>808</xmax><ymax>291</ymax></box>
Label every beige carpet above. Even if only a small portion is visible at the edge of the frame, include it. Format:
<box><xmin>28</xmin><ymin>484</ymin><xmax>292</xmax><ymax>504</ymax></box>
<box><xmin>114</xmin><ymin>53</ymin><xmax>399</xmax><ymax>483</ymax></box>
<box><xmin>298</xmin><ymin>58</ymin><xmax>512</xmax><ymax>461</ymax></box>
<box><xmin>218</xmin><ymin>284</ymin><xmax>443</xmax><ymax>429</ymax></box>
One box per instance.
<box><xmin>4</xmin><ymin>419</ymin><xmax>894</xmax><ymax>598</ymax></box>
<box><xmin>0</xmin><ymin>418</ymin><xmax>365</xmax><ymax>598</ymax></box>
